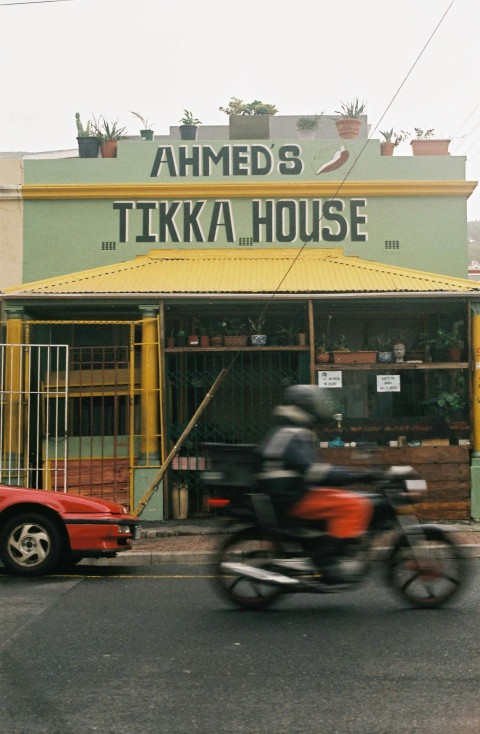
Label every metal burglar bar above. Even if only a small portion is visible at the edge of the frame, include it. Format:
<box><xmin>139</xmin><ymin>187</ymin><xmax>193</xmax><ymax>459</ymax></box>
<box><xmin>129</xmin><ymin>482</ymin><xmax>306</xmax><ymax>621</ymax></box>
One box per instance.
<box><xmin>24</xmin><ymin>320</ymin><xmax>154</xmax><ymax>506</ymax></box>
<box><xmin>166</xmin><ymin>350</ymin><xmax>308</xmax><ymax>514</ymax></box>
<box><xmin>0</xmin><ymin>344</ymin><xmax>69</xmax><ymax>490</ymax></box>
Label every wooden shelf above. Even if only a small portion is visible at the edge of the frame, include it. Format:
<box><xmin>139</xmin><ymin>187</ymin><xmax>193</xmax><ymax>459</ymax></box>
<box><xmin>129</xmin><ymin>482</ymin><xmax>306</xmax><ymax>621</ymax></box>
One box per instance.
<box><xmin>314</xmin><ymin>362</ymin><xmax>469</xmax><ymax>371</ymax></box>
<box><xmin>165</xmin><ymin>346</ymin><xmax>310</xmax><ymax>353</ymax></box>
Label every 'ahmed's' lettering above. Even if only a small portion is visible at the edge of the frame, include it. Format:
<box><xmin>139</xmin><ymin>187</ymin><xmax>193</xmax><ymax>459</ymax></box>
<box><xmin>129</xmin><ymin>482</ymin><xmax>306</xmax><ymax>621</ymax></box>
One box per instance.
<box><xmin>150</xmin><ymin>144</ymin><xmax>303</xmax><ymax>177</ymax></box>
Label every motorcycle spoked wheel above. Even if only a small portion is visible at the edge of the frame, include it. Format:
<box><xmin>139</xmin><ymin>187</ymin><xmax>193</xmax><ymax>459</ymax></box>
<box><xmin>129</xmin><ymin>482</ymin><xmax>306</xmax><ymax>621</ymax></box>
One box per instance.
<box><xmin>386</xmin><ymin>527</ymin><xmax>467</xmax><ymax>609</ymax></box>
<box><xmin>214</xmin><ymin>527</ymin><xmax>289</xmax><ymax>610</ymax></box>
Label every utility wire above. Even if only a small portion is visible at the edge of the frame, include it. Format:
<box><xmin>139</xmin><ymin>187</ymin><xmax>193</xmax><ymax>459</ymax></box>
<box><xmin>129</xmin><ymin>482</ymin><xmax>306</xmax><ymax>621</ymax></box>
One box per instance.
<box><xmin>249</xmin><ymin>0</ymin><xmax>457</xmax><ymax>329</ymax></box>
<box><xmin>450</xmin><ymin>101</ymin><xmax>480</xmax><ymax>150</ymax></box>
<box><xmin>1</xmin><ymin>0</ymin><xmax>77</xmax><ymax>5</ymax></box>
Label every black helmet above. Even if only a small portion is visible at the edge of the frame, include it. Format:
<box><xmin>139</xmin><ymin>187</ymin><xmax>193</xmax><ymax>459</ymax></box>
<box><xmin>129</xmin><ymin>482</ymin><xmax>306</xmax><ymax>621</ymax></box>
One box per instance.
<box><xmin>283</xmin><ymin>384</ymin><xmax>335</xmax><ymax>422</ymax></box>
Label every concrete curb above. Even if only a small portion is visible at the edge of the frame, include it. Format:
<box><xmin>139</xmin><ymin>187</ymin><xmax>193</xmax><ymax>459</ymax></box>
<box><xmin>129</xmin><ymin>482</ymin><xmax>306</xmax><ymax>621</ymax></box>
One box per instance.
<box><xmin>79</xmin><ymin>543</ymin><xmax>480</xmax><ymax>568</ymax></box>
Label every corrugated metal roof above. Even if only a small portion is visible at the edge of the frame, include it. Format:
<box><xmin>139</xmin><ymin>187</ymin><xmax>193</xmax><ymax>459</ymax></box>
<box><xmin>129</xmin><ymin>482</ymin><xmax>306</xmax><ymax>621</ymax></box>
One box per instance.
<box><xmin>4</xmin><ymin>248</ymin><xmax>480</xmax><ymax>296</ymax></box>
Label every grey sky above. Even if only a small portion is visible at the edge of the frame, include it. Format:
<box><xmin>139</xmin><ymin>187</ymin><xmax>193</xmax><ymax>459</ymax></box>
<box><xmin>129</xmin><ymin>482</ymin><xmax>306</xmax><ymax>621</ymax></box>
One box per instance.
<box><xmin>2</xmin><ymin>0</ymin><xmax>480</xmax><ymax>219</ymax></box>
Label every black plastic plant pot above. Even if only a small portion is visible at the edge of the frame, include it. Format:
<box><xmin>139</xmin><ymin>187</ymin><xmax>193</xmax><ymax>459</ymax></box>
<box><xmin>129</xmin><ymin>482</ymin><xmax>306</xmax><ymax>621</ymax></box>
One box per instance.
<box><xmin>77</xmin><ymin>136</ymin><xmax>100</xmax><ymax>159</ymax></box>
<box><xmin>179</xmin><ymin>125</ymin><xmax>198</xmax><ymax>140</ymax></box>
<box><xmin>140</xmin><ymin>129</ymin><xmax>154</xmax><ymax>141</ymax></box>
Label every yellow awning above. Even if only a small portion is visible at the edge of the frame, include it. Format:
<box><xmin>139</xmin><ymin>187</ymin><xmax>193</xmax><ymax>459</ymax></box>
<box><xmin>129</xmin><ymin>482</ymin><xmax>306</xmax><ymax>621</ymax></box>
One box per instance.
<box><xmin>4</xmin><ymin>248</ymin><xmax>480</xmax><ymax>296</ymax></box>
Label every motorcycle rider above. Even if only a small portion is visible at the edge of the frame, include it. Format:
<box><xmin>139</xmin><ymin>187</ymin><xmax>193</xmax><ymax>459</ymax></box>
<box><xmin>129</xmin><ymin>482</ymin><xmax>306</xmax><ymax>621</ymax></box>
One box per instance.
<box><xmin>256</xmin><ymin>384</ymin><xmax>374</xmax><ymax>584</ymax></box>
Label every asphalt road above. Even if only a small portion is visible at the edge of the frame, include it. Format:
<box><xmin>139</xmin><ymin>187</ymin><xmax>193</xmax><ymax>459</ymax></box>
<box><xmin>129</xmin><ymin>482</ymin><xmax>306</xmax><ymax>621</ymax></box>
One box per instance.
<box><xmin>1</xmin><ymin>562</ymin><xmax>480</xmax><ymax>734</ymax></box>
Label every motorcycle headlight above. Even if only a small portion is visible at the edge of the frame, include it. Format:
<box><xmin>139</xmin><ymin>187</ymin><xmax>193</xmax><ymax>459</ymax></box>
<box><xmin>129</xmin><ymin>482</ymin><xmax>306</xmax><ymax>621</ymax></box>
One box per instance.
<box><xmin>404</xmin><ymin>479</ymin><xmax>427</xmax><ymax>493</ymax></box>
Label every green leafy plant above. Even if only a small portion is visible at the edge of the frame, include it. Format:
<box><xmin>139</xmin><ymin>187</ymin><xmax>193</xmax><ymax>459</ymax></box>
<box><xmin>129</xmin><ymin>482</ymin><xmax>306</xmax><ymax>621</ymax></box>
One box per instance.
<box><xmin>92</xmin><ymin>116</ymin><xmax>127</xmax><ymax>140</ymax></box>
<box><xmin>435</xmin><ymin>391</ymin><xmax>466</xmax><ymax>416</ymax></box>
<box><xmin>379</xmin><ymin>129</ymin><xmax>410</xmax><ymax>146</ymax></box>
<box><xmin>374</xmin><ymin>334</ymin><xmax>392</xmax><ymax>351</ymax></box>
<box><xmin>434</xmin><ymin>327</ymin><xmax>464</xmax><ymax>349</ymax></box>
<box><xmin>130</xmin><ymin>111</ymin><xmax>154</xmax><ymax>129</ymax></box>
<box><xmin>296</xmin><ymin>114</ymin><xmax>320</xmax><ymax>131</ymax></box>
<box><xmin>335</xmin><ymin>98</ymin><xmax>367</xmax><ymax>118</ymax></box>
<box><xmin>180</xmin><ymin>109</ymin><xmax>202</xmax><ymax>126</ymax></box>
<box><xmin>75</xmin><ymin>112</ymin><xmax>93</xmax><ymax>137</ymax></box>
<box><xmin>317</xmin><ymin>314</ymin><xmax>333</xmax><ymax>351</ymax></box>
<box><xmin>332</xmin><ymin>334</ymin><xmax>351</xmax><ymax>352</ymax></box>
<box><xmin>414</xmin><ymin>127</ymin><xmax>435</xmax><ymax>139</ymax></box>
<box><xmin>248</xmin><ymin>313</ymin><xmax>266</xmax><ymax>334</ymax></box>
<box><xmin>219</xmin><ymin>97</ymin><xmax>278</xmax><ymax>116</ymax></box>
<box><xmin>223</xmin><ymin>317</ymin><xmax>247</xmax><ymax>336</ymax></box>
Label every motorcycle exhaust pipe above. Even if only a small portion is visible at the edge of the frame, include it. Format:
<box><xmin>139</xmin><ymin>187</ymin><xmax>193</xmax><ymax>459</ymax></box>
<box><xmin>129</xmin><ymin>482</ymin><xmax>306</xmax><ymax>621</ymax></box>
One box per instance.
<box><xmin>220</xmin><ymin>561</ymin><xmax>301</xmax><ymax>586</ymax></box>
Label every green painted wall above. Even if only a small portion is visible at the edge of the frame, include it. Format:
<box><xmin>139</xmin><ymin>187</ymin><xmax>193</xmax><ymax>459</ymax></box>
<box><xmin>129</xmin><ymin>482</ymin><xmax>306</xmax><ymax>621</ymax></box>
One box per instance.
<box><xmin>23</xmin><ymin>139</ymin><xmax>470</xmax><ymax>281</ymax></box>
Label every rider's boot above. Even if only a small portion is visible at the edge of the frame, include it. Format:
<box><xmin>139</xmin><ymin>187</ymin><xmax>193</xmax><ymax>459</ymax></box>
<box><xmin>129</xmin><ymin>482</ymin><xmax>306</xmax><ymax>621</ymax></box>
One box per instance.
<box><xmin>312</xmin><ymin>536</ymin><xmax>365</xmax><ymax>584</ymax></box>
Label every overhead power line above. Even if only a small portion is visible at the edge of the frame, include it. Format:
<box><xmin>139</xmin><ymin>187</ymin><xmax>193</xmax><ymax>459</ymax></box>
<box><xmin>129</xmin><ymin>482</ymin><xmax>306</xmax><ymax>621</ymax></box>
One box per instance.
<box><xmin>1</xmin><ymin>0</ymin><xmax>77</xmax><ymax>6</ymax></box>
<box><xmin>268</xmin><ymin>0</ymin><xmax>457</xmax><ymax>300</ymax></box>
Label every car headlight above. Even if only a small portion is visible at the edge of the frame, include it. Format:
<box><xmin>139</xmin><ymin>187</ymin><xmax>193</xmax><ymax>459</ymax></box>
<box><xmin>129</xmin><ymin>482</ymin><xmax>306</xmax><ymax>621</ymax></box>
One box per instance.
<box><xmin>118</xmin><ymin>524</ymin><xmax>132</xmax><ymax>534</ymax></box>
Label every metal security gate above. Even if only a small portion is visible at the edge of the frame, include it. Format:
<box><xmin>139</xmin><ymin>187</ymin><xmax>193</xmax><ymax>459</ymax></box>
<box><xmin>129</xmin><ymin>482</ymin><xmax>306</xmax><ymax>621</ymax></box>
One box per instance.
<box><xmin>0</xmin><ymin>343</ymin><xmax>69</xmax><ymax>490</ymax></box>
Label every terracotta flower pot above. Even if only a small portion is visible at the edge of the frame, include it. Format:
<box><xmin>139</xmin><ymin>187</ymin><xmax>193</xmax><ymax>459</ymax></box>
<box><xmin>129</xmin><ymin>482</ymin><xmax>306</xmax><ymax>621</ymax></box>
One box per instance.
<box><xmin>410</xmin><ymin>139</ymin><xmax>450</xmax><ymax>156</ymax></box>
<box><xmin>335</xmin><ymin>118</ymin><xmax>361</xmax><ymax>139</ymax></box>
<box><xmin>100</xmin><ymin>140</ymin><xmax>118</xmax><ymax>158</ymax></box>
<box><xmin>380</xmin><ymin>141</ymin><xmax>395</xmax><ymax>156</ymax></box>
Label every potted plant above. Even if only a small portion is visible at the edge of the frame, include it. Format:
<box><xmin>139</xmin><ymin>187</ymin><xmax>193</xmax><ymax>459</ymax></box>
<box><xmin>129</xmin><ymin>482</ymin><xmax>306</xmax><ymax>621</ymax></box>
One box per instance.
<box><xmin>179</xmin><ymin>110</ymin><xmax>202</xmax><ymax>140</ymax></box>
<box><xmin>219</xmin><ymin>97</ymin><xmax>278</xmax><ymax>140</ymax></box>
<box><xmin>334</xmin><ymin>98</ymin><xmax>366</xmax><ymax>139</ymax></box>
<box><xmin>432</xmin><ymin>326</ymin><xmax>465</xmax><ymax>361</ymax></box>
<box><xmin>315</xmin><ymin>314</ymin><xmax>332</xmax><ymax>363</ymax></box>
<box><xmin>210</xmin><ymin>322</ymin><xmax>224</xmax><ymax>347</ymax></box>
<box><xmin>331</xmin><ymin>335</ymin><xmax>377</xmax><ymax>364</ymax></box>
<box><xmin>411</xmin><ymin>128</ymin><xmax>450</xmax><ymax>156</ymax></box>
<box><xmin>375</xmin><ymin>335</ymin><xmax>393</xmax><ymax>363</ymax></box>
<box><xmin>75</xmin><ymin>113</ymin><xmax>100</xmax><ymax>159</ymax></box>
<box><xmin>92</xmin><ymin>116</ymin><xmax>127</xmax><ymax>158</ymax></box>
<box><xmin>223</xmin><ymin>317</ymin><xmax>248</xmax><ymax>346</ymax></box>
<box><xmin>379</xmin><ymin>129</ymin><xmax>409</xmax><ymax>156</ymax></box>
<box><xmin>130</xmin><ymin>111</ymin><xmax>154</xmax><ymax>141</ymax></box>
<box><xmin>296</xmin><ymin>114</ymin><xmax>320</xmax><ymax>140</ymax></box>
<box><xmin>188</xmin><ymin>317</ymin><xmax>200</xmax><ymax>346</ymax></box>
<box><xmin>434</xmin><ymin>390</ymin><xmax>466</xmax><ymax>420</ymax></box>
<box><xmin>176</xmin><ymin>325</ymin><xmax>187</xmax><ymax>347</ymax></box>
<box><xmin>248</xmin><ymin>314</ymin><xmax>267</xmax><ymax>346</ymax></box>
<box><xmin>199</xmin><ymin>323</ymin><xmax>210</xmax><ymax>348</ymax></box>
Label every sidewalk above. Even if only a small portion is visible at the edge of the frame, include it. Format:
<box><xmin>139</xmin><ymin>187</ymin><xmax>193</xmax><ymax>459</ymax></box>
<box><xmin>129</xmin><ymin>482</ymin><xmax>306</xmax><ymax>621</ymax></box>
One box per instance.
<box><xmin>92</xmin><ymin>518</ymin><xmax>480</xmax><ymax>567</ymax></box>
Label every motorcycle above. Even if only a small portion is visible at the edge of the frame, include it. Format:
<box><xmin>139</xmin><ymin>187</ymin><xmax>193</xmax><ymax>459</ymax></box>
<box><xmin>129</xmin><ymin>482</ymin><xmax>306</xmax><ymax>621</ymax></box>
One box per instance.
<box><xmin>203</xmin><ymin>447</ymin><xmax>467</xmax><ymax>611</ymax></box>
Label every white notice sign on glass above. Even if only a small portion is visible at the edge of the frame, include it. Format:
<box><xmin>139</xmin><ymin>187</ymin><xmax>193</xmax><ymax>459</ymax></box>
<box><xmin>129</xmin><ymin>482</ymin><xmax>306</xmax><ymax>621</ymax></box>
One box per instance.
<box><xmin>377</xmin><ymin>374</ymin><xmax>401</xmax><ymax>392</ymax></box>
<box><xmin>318</xmin><ymin>371</ymin><xmax>343</xmax><ymax>388</ymax></box>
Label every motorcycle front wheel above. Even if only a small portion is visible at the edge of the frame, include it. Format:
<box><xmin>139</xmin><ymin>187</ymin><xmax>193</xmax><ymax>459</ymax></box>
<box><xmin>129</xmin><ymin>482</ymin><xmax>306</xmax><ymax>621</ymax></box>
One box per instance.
<box><xmin>386</xmin><ymin>527</ymin><xmax>467</xmax><ymax>609</ymax></box>
<box><xmin>213</xmin><ymin>526</ymin><xmax>287</xmax><ymax>610</ymax></box>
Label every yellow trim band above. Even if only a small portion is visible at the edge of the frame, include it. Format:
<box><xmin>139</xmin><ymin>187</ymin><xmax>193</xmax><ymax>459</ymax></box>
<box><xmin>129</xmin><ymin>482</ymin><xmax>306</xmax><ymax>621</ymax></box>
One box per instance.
<box><xmin>21</xmin><ymin>180</ymin><xmax>477</xmax><ymax>200</ymax></box>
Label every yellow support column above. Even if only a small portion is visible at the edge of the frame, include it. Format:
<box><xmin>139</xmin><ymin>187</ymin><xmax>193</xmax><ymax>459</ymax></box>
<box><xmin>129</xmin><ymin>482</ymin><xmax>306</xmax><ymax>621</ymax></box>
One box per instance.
<box><xmin>2</xmin><ymin>307</ymin><xmax>24</xmax><ymax>483</ymax></box>
<box><xmin>470</xmin><ymin>307</ymin><xmax>480</xmax><ymax>518</ymax></box>
<box><xmin>139</xmin><ymin>306</ymin><xmax>160</xmax><ymax>464</ymax></box>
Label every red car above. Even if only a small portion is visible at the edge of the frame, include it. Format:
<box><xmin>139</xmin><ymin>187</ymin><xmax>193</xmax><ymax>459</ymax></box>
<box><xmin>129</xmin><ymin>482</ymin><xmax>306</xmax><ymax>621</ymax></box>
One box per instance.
<box><xmin>0</xmin><ymin>484</ymin><xmax>139</xmax><ymax>576</ymax></box>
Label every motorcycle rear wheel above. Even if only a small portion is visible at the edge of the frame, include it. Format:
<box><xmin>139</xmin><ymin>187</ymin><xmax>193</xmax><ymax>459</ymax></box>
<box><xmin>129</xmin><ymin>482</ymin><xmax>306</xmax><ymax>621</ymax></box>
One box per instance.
<box><xmin>214</xmin><ymin>527</ymin><xmax>287</xmax><ymax>610</ymax></box>
<box><xmin>387</xmin><ymin>527</ymin><xmax>467</xmax><ymax>609</ymax></box>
